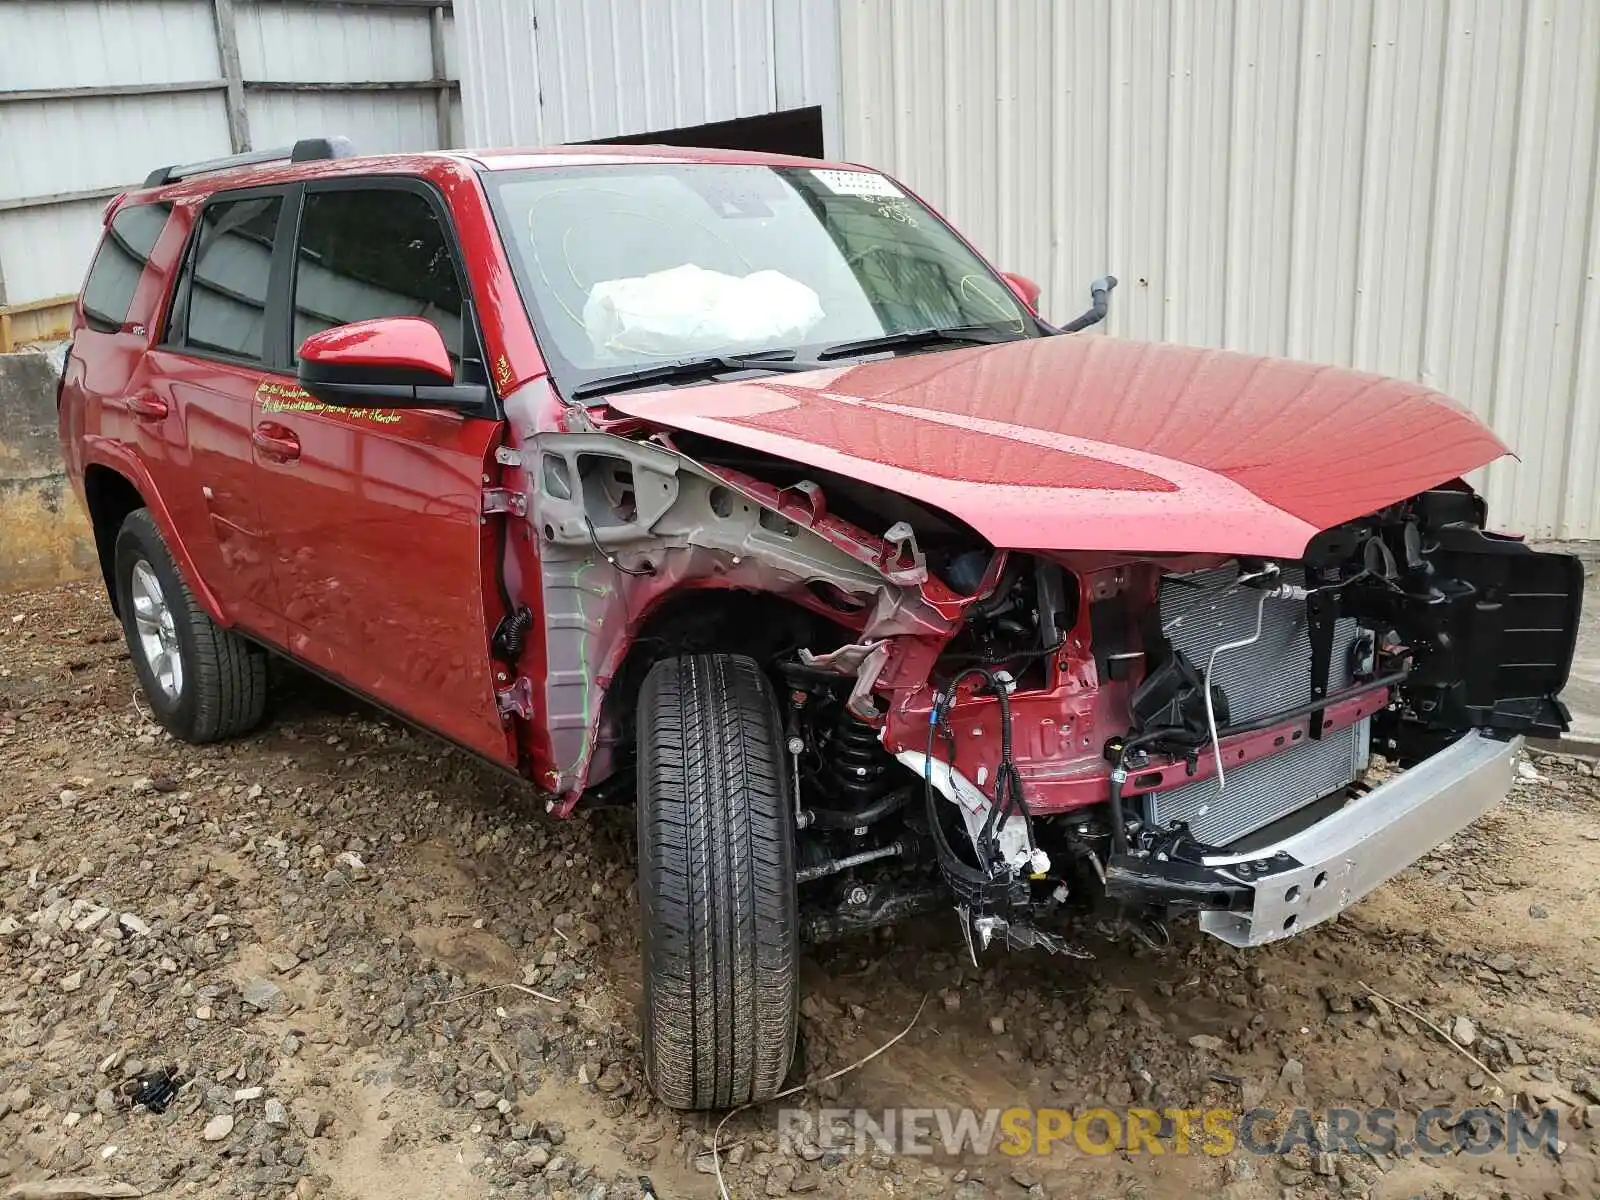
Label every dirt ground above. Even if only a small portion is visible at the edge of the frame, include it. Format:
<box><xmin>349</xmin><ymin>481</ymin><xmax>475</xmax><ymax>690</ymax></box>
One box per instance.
<box><xmin>3</xmin><ymin>580</ymin><xmax>1600</xmax><ymax>1200</ymax></box>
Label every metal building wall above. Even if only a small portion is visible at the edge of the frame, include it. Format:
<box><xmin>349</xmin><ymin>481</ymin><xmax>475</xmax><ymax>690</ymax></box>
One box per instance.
<box><xmin>840</xmin><ymin>0</ymin><xmax>1600</xmax><ymax>540</ymax></box>
<box><xmin>0</xmin><ymin>0</ymin><xmax>462</xmax><ymax>336</ymax></box>
<box><xmin>457</xmin><ymin>0</ymin><xmax>842</xmax><ymax>152</ymax></box>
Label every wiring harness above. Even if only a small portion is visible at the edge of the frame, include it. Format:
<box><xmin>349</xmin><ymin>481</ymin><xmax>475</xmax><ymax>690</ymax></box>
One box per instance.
<box><xmin>922</xmin><ymin>666</ymin><xmax>1035</xmax><ymax>908</ymax></box>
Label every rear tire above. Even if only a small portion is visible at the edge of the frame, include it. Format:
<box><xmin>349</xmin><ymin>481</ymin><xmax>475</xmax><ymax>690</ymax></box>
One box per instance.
<box><xmin>114</xmin><ymin>509</ymin><xmax>268</xmax><ymax>744</ymax></box>
<box><xmin>636</xmin><ymin>653</ymin><xmax>798</xmax><ymax>1110</ymax></box>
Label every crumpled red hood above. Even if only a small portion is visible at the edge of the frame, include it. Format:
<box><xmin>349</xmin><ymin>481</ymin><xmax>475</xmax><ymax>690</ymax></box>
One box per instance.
<box><xmin>605</xmin><ymin>335</ymin><xmax>1509</xmax><ymax>556</ymax></box>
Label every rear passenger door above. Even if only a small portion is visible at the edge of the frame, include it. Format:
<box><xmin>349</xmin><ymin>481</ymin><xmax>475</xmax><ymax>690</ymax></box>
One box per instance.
<box><xmin>250</xmin><ymin>178</ymin><xmax>514</xmax><ymax>766</ymax></box>
<box><xmin>143</xmin><ymin>188</ymin><xmax>292</xmax><ymax>636</ymax></box>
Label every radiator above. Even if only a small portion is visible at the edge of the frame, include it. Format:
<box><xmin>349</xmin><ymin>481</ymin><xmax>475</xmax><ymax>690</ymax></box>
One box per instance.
<box><xmin>1141</xmin><ymin>566</ymin><xmax>1370</xmax><ymax>848</ymax></box>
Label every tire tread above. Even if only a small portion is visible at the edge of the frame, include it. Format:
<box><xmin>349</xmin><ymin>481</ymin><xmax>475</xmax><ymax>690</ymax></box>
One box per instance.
<box><xmin>116</xmin><ymin>509</ymin><xmax>267</xmax><ymax>743</ymax></box>
<box><xmin>637</xmin><ymin>652</ymin><xmax>796</xmax><ymax>1109</ymax></box>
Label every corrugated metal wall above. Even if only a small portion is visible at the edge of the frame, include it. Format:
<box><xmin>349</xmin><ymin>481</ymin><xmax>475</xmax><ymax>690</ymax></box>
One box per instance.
<box><xmin>457</xmin><ymin>0</ymin><xmax>842</xmax><ymax>152</ymax></box>
<box><xmin>840</xmin><ymin>0</ymin><xmax>1600</xmax><ymax>539</ymax></box>
<box><xmin>0</xmin><ymin>0</ymin><xmax>461</xmax><ymax>314</ymax></box>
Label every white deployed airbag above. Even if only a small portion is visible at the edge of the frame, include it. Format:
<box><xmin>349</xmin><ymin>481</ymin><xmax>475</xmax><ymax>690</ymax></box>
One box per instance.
<box><xmin>583</xmin><ymin>263</ymin><xmax>824</xmax><ymax>358</ymax></box>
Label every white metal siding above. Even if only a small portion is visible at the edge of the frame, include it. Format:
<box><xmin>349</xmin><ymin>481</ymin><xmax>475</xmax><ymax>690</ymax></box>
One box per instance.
<box><xmin>234</xmin><ymin>5</ymin><xmax>438</xmax><ymax>83</ymax></box>
<box><xmin>840</xmin><ymin>0</ymin><xmax>1600</xmax><ymax>540</ymax></box>
<box><xmin>457</xmin><ymin>0</ymin><xmax>842</xmax><ymax>151</ymax></box>
<box><xmin>0</xmin><ymin>0</ymin><xmax>459</xmax><ymax>311</ymax></box>
<box><xmin>246</xmin><ymin>93</ymin><xmax>445</xmax><ymax>156</ymax></box>
<box><xmin>1</xmin><ymin>92</ymin><xmax>232</xmax><ymax>204</ymax></box>
<box><xmin>0</xmin><ymin>203</ymin><xmax>112</xmax><ymax>313</ymax></box>
<box><xmin>0</xmin><ymin>0</ymin><xmax>222</xmax><ymax>91</ymax></box>
<box><xmin>0</xmin><ymin>91</ymin><xmax>232</xmax><ymax>303</ymax></box>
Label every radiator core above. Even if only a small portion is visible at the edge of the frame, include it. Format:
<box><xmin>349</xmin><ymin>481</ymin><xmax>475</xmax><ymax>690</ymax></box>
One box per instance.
<box><xmin>1141</xmin><ymin>566</ymin><xmax>1369</xmax><ymax>848</ymax></box>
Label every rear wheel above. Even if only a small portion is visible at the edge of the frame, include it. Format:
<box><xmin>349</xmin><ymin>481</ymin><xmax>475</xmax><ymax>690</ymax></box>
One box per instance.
<box><xmin>114</xmin><ymin>509</ymin><xmax>268</xmax><ymax>744</ymax></box>
<box><xmin>636</xmin><ymin>653</ymin><xmax>798</xmax><ymax>1109</ymax></box>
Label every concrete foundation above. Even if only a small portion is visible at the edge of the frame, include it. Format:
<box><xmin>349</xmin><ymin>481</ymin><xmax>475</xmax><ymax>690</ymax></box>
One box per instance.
<box><xmin>0</xmin><ymin>344</ymin><xmax>93</xmax><ymax>593</ymax></box>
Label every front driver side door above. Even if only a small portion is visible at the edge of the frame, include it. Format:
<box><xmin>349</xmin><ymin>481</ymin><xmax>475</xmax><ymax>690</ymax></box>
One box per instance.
<box><xmin>249</xmin><ymin>178</ymin><xmax>514</xmax><ymax>766</ymax></box>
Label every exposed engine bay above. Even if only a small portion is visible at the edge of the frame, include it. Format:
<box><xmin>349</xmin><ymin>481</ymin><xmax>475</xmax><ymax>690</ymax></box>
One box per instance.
<box><xmin>513</xmin><ymin>401</ymin><xmax>1584</xmax><ymax>960</ymax></box>
<box><xmin>773</xmin><ymin>485</ymin><xmax>1582</xmax><ymax>955</ymax></box>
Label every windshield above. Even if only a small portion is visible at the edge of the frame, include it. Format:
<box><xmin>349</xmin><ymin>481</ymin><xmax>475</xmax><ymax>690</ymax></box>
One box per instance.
<box><xmin>483</xmin><ymin>162</ymin><xmax>1033</xmax><ymax>393</ymax></box>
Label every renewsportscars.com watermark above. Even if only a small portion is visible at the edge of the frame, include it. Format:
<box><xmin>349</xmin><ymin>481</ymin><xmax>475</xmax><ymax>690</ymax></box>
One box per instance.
<box><xmin>778</xmin><ymin>1105</ymin><xmax>1564</xmax><ymax>1158</ymax></box>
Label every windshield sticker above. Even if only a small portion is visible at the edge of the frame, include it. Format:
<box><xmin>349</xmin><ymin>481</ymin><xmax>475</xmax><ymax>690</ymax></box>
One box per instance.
<box><xmin>255</xmin><ymin>379</ymin><xmax>403</xmax><ymax>425</ymax></box>
<box><xmin>871</xmin><ymin>198</ymin><xmax>919</xmax><ymax>227</ymax></box>
<box><xmin>810</xmin><ymin>169</ymin><xmax>904</xmax><ymax>199</ymax></box>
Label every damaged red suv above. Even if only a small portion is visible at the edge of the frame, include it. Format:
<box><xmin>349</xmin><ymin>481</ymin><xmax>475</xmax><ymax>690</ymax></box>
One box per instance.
<box><xmin>60</xmin><ymin>137</ymin><xmax>1583</xmax><ymax>1110</ymax></box>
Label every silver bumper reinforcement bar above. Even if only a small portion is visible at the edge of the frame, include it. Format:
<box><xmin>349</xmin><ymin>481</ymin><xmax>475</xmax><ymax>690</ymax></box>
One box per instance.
<box><xmin>1197</xmin><ymin>730</ymin><xmax>1521</xmax><ymax>947</ymax></box>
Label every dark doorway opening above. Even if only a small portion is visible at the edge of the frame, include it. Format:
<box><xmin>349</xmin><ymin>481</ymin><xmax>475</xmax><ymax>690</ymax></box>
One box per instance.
<box><xmin>588</xmin><ymin>106</ymin><xmax>825</xmax><ymax>159</ymax></box>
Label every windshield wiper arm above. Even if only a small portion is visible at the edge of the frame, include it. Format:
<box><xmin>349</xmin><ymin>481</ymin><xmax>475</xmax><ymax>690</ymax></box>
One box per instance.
<box><xmin>570</xmin><ymin>351</ymin><xmax>817</xmax><ymax>400</ymax></box>
<box><xmin>816</xmin><ymin>324</ymin><xmax>1021</xmax><ymax>361</ymax></box>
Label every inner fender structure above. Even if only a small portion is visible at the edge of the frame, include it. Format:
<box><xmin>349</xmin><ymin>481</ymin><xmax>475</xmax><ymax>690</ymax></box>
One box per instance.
<box><xmin>527</xmin><ymin>431</ymin><xmax>951</xmax><ymax>802</ymax></box>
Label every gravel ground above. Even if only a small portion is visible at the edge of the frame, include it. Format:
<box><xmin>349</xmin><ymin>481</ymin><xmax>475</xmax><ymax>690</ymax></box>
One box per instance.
<box><xmin>3</xmin><ymin>579</ymin><xmax>1600</xmax><ymax>1200</ymax></box>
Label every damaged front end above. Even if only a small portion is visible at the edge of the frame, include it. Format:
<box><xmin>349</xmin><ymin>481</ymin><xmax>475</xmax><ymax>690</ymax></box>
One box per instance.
<box><xmin>508</xmin><ymin>391</ymin><xmax>1582</xmax><ymax>959</ymax></box>
<box><xmin>889</xmin><ymin>487</ymin><xmax>1582</xmax><ymax>954</ymax></box>
<box><xmin>1097</xmin><ymin>487</ymin><xmax>1584</xmax><ymax>948</ymax></box>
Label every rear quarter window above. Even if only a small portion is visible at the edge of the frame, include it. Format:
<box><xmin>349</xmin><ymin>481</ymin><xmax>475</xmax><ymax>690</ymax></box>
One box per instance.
<box><xmin>80</xmin><ymin>202</ymin><xmax>172</xmax><ymax>333</ymax></box>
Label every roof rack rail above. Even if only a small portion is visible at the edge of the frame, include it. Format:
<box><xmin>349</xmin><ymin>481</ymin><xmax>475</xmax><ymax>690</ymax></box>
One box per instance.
<box><xmin>143</xmin><ymin>136</ymin><xmax>356</xmax><ymax>188</ymax></box>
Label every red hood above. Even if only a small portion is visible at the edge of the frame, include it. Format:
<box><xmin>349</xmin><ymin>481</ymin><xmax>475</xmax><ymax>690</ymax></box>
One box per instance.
<box><xmin>605</xmin><ymin>335</ymin><xmax>1508</xmax><ymax>556</ymax></box>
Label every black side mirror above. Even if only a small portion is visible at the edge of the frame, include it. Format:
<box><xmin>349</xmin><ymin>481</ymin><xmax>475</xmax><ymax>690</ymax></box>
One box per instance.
<box><xmin>1059</xmin><ymin>276</ymin><xmax>1118</xmax><ymax>333</ymax></box>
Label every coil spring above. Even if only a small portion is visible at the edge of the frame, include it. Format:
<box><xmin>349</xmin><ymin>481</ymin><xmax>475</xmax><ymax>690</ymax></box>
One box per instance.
<box><xmin>825</xmin><ymin>710</ymin><xmax>894</xmax><ymax>801</ymax></box>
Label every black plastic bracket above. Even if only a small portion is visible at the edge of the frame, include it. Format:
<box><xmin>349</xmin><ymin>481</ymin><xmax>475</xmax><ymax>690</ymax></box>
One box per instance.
<box><xmin>1306</xmin><ymin>591</ymin><xmax>1336</xmax><ymax>740</ymax></box>
<box><xmin>1103</xmin><ymin>853</ymin><xmax>1254</xmax><ymax>911</ymax></box>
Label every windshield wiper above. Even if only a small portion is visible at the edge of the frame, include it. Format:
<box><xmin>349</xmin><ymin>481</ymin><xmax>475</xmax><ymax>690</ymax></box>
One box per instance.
<box><xmin>569</xmin><ymin>351</ymin><xmax>818</xmax><ymax>400</ymax></box>
<box><xmin>816</xmin><ymin>323</ymin><xmax>1023</xmax><ymax>361</ymax></box>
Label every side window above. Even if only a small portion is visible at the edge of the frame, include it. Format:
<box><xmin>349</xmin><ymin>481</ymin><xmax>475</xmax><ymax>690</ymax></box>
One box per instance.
<box><xmin>81</xmin><ymin>202</ymin><xmax>172</xmax><ymax>333</ymax></box>
<box><xmin>292</xmin><ymin>188</ymin><xmax>465</xmax><ymax>369</ymax></box>
<box><xmin>168</xmin><ymin>195</ymin><xmax>283</xmax><ymax>362</ymax></box>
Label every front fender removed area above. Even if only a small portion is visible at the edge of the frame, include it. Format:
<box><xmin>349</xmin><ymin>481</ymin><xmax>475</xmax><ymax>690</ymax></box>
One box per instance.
<box><xmin>523</xmin><ymin>427</ymin><xmax>955</xmax><ymax>803</ymax></box>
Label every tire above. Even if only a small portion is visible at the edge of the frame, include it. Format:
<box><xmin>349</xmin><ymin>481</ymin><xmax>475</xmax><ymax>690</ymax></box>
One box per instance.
<box><xmin>114</xmin><ymin>509</ymin><xmax>268</xmax><ymax>744</ymax></box>
<box><xmin>637</xmin><ymin>653</ymin><xmax>798</xmax><ymax>1110</ymax></box>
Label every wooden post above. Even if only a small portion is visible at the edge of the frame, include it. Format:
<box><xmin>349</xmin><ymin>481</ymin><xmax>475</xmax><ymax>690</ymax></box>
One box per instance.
<box><xmin>211</xmin><ymin>0</ymin><xmax>251</xmax><ymax>152</ymax></box>
<box><xmin>430</xmin><ymin>3</ymin><xmax>452</xmax><ymax>148</ymax></box>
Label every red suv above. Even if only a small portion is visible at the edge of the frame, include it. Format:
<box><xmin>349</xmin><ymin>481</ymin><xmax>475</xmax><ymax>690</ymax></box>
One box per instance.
<box><xmin>61</xmin><ymin>136</ymin><xmax>1582</xmax><ymax>1110</ymax></box>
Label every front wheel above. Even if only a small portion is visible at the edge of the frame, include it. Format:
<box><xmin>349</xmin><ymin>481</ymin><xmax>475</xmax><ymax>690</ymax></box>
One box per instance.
<box><xmin>114</xmin><ymin>509</ymin><xmax>268</xmax><ymax>744</ymax></box>
<box><xmin>636</xmin><ymin>653</ymin><xmax>798</xmax><ymax>1109</ymax></box>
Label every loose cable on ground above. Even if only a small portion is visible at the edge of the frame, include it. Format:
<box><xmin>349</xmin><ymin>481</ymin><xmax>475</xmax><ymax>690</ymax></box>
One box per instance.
<box><xmin>711</xmin><ymin>990</ymin><xmax>931</xmax><ymax>1200</ymax></box>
